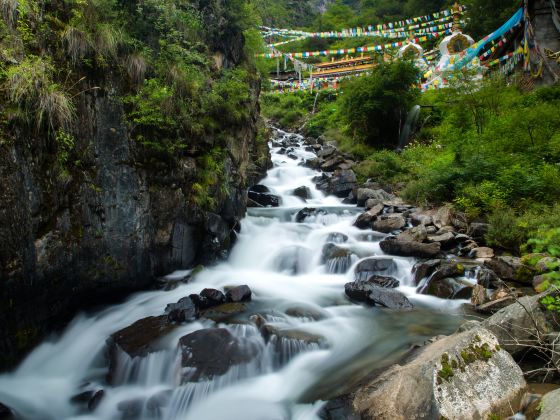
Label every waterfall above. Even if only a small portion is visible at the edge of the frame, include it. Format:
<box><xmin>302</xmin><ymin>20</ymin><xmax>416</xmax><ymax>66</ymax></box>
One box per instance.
<box><xmin>0</xmin><ymin>127</ymin><xmax>467</xmax><ymax>420</ymax></box>
<box><xmin>398</xmin><ymin>105</ymin><xmax>421</xmax><ymax>149</ymax></box>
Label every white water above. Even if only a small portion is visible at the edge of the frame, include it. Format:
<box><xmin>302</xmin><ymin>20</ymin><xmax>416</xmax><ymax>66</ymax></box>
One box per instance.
<box><xmin>0</xmin><ymin>128</ymin><xmax>468</xmax><ymax>420</ymax></box>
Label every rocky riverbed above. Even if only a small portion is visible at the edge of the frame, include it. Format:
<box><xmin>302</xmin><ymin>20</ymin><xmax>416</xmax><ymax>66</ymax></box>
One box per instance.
<box><xmin>0</xmin><ymin>127</ymin><xmax>559</xmax><ymax>420</ymax></box>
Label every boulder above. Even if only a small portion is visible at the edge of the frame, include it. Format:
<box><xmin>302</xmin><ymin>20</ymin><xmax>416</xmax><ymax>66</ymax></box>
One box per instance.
<box><xmin>365</xmin><ymin>198</ymin><xmax>383</xmax><ymax>209</ymax></box>
<box><xmin>351</xmin><ymin>327</ymin><xmax>527</xmax><ymax>420</ymax></box>
<box><xmin>354</xmin><ymin>257</ymin><xmax>397</xmax><ymax>281</ymax></box>
<box><xmin>372</xmin><ymin>215</ymin><xmax>406</xmax><ymax>234</ymax></box>
<box><xmin>249</xmin><ymin>185</ymin><xmax>270</xmax><ymax>193</ymax></box>
<box><xmin>200</xmin><ymin>302</ymin><xmax>248</xmax><ymax>322</ymax></box>
<box><xmin>354</xmin><ymin>205</ymin><xmax>385</xmax><ymax>229</ymax></box>
<box><xmin>200</xmin><ymin>288</ymin><xmax>226</xmax><ymax>306</ymax></box>
<box><xmin>380</xmin><ymin>237</ymin><xmax>441</xmax><ymax>258</ymax></box>
<box><xmin>108</xmin><ymin>315</ymin><xmax>174</xmax><ymax>359</ymax></box>
<box><xmin>165</xmin><ymin>296</ymin><xmax>198</xmax><ymax>323</ymax></box>
<box><xmin>146</xmin><ymin>390</ymin><xmax>173</xmax><ymax>418</ymax></box>
<box><xmin>317</xmin><ymin>146</ymin><xmax>336</xmax><ymax>158</ymax></box>
<box><xmin>345</xmin><ymin>281</ymin><xmax>413</xmax><ymax>310</ymax></box>
<box><xmin>427</xmin><ymin>231</ymin><xmax>455</xmax><ymax>247</ymax></box>
<box><xmin>356</xmin><ymin>189</ymin><xmax>395</xmax><ymax>207</ymax></box>
<box><xmin>179</xmin><ymin>328</ymin><xmax>258</xmax><ymax>382</ymax></box>
<box><xmin>412</xmin><ymin>259</ymin><xmax>441</xmax><ymax>284</ymax></box>
<box><xmin>485</xmin><ymin>256</ymin><xmax>536</xmax><ymax>285</ymax></box>
<box><xmin>118</xmin><ymin>398</ymin><xmax>145</xmax><ymax>420</ymax></box>
<box><xmin>477</xmin><ymin>268</ymin><xmax>503</xmax><ymax>289</ymax></box>
<box><xmin>321</xmin><ymin>156</ymin><xmax>345</xmax><ymax>172</ymax></box>
<box><xmin>538</xmin><ymin>388</ymin><xmax>560</xmax><ymax>419</ymax></box>
<box><xmin>410</xmin><ymin>212</ymin><xmax>433</xmax><ymax>226</ymax></box>
<box><xmin>225</xmin><ymin>285</ymin><xmax>252</xmax><ymax>303</ymax></box>
<box><xmin>397</xmin><ymin>226</ymin><xmax>427</xmax><ymax>243</ymax></box>
<box><xmin>321</xmin><ymin>243</ymin><xmax>353</xmax><ymax>263</ymax></box>
<box><xmin>328</xmin><ymin>169</ymin><xmax>357</xmax><ymax>198</ymax></box>
<box><xmin>433</xmin><ymin>206</ymin><xmax>454</xmax><ymax>229</ymax></box>
<box><xmin>296</xmin><ymin>207</ymin><xmax>328</xmax><ymax>223</ymax></box>
<box><xmin>419</xmin><ymin>277</ymin><xmax>472</xmax><ymax>300</ymax></box>
<box><xmin>247</xmin><ymin>190</ymin><xmax>281</xmax><ymax>208</ymax></box>
<box><xmin>366</xmin><ymin>275</ymin><xmax>400</xmax><ymax>289</ymax></box>
<box><xmin>470</xmin><ymin>247</ymin><xmax>495</xmax><ymax>259</ymax></box>
<box><xmin>481</xmin><ymin>293</ymin><xmax>550</xmax><ymax>355</ymax></box>
<box><xmin>0</xmin><ymin>402</ymin><xmax>15</xmax><ymax>419</ymax></box>
<box><xmin>292</xmin><ymin>186</ymin><xmax>311</xmax><ymax>200</ymax></box>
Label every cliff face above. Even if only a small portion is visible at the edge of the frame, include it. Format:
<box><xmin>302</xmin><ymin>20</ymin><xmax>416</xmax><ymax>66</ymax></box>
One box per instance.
<box><xmin>0</xmin><ymin>0</ymin><xmax>269</xmax><ymax>369</ymax></box>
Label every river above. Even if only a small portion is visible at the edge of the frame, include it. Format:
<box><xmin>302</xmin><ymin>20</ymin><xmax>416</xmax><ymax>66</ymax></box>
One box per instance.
<box><xmin>0</xmin><ymin>128</ymin><xmax>468</xmax><ymax>420</ymax></box>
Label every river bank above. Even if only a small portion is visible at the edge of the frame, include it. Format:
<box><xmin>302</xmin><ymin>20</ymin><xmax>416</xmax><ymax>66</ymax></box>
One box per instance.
<box><xmin>0</xmin><ymin>126</ymin><xmax>559</xmax><ymax>419</ymax></box>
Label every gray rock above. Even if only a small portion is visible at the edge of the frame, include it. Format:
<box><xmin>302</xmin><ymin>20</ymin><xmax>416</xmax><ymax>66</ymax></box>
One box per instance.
<box><xmin>351</xmin><ymin>327</ymin><xmax>527</xmax><ymax>419</ymax></box>
<box><xmin>292</xmin><ymin>186</ymin><xmax>311</xmax><ymax>200</ymax></box>
<box><xmin>165</xmin><ymin>296</ymin><xmax>198</xmax><ymax>323</ymax></box>
<box><xmin>380</xmin><ymin>238</ymin><xmax>441</xmax><ymax>258</ymax></box>
<box><xmin>179</xmin><ymin>328</ymin><xmax>258</xmax><ymax>382</ymax></box>
<box><xmin>397</xmin><ymin>226</ymin><xmax>427</xmax><ymax>243</ymax></box>
<box><xmin>538</xmin><ymin>388</ymin><xmax>560</xmax><ymax>419</ymax></box>
<box><xmin>345</xmin><ymin>281</ymin><xmax>412</xmax><ymax>310</ymax></box>
<box><xmin>372</xmin><ymin>215</ymin><xmax>406</xmax><ymax>233</ymax></box>
<box><xmin>356</xmin><ymin>189</ymin><xmax>395</xmax><ymax>207</ymax></box>
<box><xmin>427</xmin><ymin>231</ymin><xmax>455</xmax><ymax>246</ymax></box>
<box><xmin>485</xmin><ymin>256</ymin><xmax>536</xmax><ymax>285</ymax></box>
<box><xmin>355</xmin><ymin>257</ymin><xmax>397</xmax><ymax>281</ymax></box>
<box><xmin>412</xmin><ymin>259</ymin><xmax>441</xmax><ymax>284</ymax></box>
<box><xmin>225</xmin><ymin>285</ymin><xmax>252</xmax><ymax>303</ymax></box>
<box><xmin>419</xmin><ymin>277</ymin><xmax>472</xmax><ymax>300</ymax></box>
<box><xmin>296</xmin><ymin>207</ymin><xmax>328</xmax><ymax>223</ymax></box>
<box><xmin>481</xmin><ymin>293</ymin><xmax>551</xmax><ymax>355</ymax></box>
<box><xmin>328</xmin><ymin>169</ymin><xmax>357</xmax><ymax>198</ymax></box>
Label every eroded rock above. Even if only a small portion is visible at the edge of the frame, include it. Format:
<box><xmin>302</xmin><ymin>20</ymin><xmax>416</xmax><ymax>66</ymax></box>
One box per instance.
<box><xmin>380</xmin><ymin>237</ymin><xmax>441</xmax><ymax>258</ymax></box>
<box><xmin>351</xmin><ymin>327</ymin><xmax>527</xmax><ymax>419</ymax></box>
<box><xmin>345</xmin><ymin>281</ymin><xmax>412</xmax><ymax>310</ymax></box>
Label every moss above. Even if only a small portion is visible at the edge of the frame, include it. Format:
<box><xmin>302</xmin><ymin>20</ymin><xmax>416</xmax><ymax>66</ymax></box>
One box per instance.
<box><xmin>487</xmin><ymin>414</ymin><xmax>500</xmax><ymax>420</ymax></box>
<box><xmin>438</xmin><ymin>353</ymin><xmax>454</xmax><ymax>382</ymax></box>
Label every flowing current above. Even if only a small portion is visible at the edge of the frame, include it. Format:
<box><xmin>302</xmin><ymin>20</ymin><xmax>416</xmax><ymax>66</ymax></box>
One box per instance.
<box><xmin>0</xmin><ymin>129</ymin><xmax>467</xmax><ymax>420</ymax></box>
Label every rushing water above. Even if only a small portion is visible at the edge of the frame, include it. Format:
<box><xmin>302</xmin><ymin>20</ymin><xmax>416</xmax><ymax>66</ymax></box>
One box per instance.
<box><xmin>0</xmin><ymin>128</ymin><xmax>468</xmax><ymax>420</ymax></box>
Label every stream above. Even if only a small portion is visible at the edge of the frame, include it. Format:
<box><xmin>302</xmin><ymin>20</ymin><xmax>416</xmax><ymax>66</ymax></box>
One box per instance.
<box><xmin>0</xmin><ymin>128</ymin><xmax>469</xmax><ymax>420</ymax></box>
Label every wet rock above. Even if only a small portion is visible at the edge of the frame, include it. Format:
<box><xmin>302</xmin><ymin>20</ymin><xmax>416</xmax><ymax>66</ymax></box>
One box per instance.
<box><xmin>481</xmin><ymin>293</ymin><xmax>550</xmax><ymax>355</ymax></box>
<box><xmin>380</xmin><ymin>237</ymin><xmax>441</xmax><ymax>258</ymax></box>
<box><xmin>354</xmin><ymin>257</ymin><xmax>397</xmax><ymax>281</ymax></box>
<box><xmin>200</xmin><ymin>302</ymin><xmax>248</xmax><ymax>322</ymax></box>
<box><xmin>0</xmin><ymin>402</ymin><xmax>15</xmax><ymax>419</ymax></box>
<box><xmin>356</xmin><ymin>189</ymin><xmax>395</xmax><ymax>207</ymax></box>
<box><xmin>225</xmin><ymin>285</ymin><xmax>252</xmax><ymax>303</ymax></box>
<box><xmin>326</xmin><ymin>232</ymin><xmax>348</xmax><ymax>243</ymax></box>
<box><xmin>118</xmin><ymin>398</ymin><xmax>145</xmax><ymax>420</ymax></box>
<box><xmin>322</xmin><ymin>243</ymin><xmax>354</xmax><ymax>274</ymax></box>
<box><xmin>412</xmin><ymin>259</ymin><xmax>441</xmax><ymax>284</ymax></box>
<box><xmin>420</xmin><ymin>277</ymin><xmax>472</xmax><ymax>300</ymax></box>
<box><xmin>179</xmin><ymin>328</ymin><xmax>258</xmax><ymax>381</ymax></box>
<box><xmin>328</xmin><ymin>169</ymin><xmax>357</xmax><ymax>198</ymax></box>
<box><xmin>285</xmin><ymin>306</ymin><xmax>326</xmax><ymax>321</ymax></box>
<box><xmin>485</xmin><ymin>256</ymin><xmax>536</xmax><ymax>285</ymax></box>
<box><xmin>249</xmin><ymin>185</ymin><xmax>270</xmax><ymax>194</ymax></box>
<box><xmin>200</xmin><ymin>288</ymin><xmax>226</xmax><ymax>306</ymax></box>
<box><xmin>366</xmin><ymin>275</ymin><xmax>400</xmax><ymax>288</ymax></box>
<box><xmin>260</xmin><ymin>324</ymin><xmax>324</xmax><ymax>344</ymax></box>
<box><xmin>296</xmin><ymin>207</ymin><xmax>327</xmax><ymax>223</ymax></box>
<box><xmin>287</xmin><ymin>153</ymin><xmax>298</xmax><ymax>160</ymax></box>
<box><xmin>397</xmin><ymin>226</ymin><xmax>427</xmax><ymax>243</ymax></box>
<box><xmin>108</xmin><ymin>315</ymin><xmax>174</xmax><ymax>359</ymax></box>
<box><xmin>372</xmin><ymin>215</ymin><xmax>406</xmax><ymax>233</ymax></box>
<box><xmin>353</xmin><ymin>206</ymin><xmax>383</xmax><ymax>229</ymax></box>
<box><xmin>292</xmin><ymin>186</ymin><xmax>311</xmax><ymax>200</ymax></box>
<box><xmin>351</xmin><ymin>327</ymin><xmax>527</xmax><ymax>419</ymax></box>
<box><xmin>427</xmin><ymin>261</ymin><xmax>466</xmax><ymax>283</ymax></box>
<box><xmin>305</xmin><ymin>157</ymin><xmax>323</xmax><ymax>169</ymax></box>
<box><xmin>247</xmin><ymin>189</ymin><xmax>281</xmax><ymax>208</ymax></box>
<box><xmin>477</xmin><ymin>268</ymin><xmax>503</xmax><ymax>289</ymax></box>
<box><xmin>165</xmin><ymin>296</ymin><xmax>198</xmax><ymax>323</ymax></box>
<box><xmin>88</xmin><ymin>390</ymin><xmax>105</xmax><ymax>412</ymax></box>
<box><xmin>146</xmin><ymin>390</ymin><xmax>173</xmax><ymax>417</ymax></box>
<box><xmin>272</xmin><ymin>245</ymin><xmax>310</xmax><ymax>274</ymax></box>
<box><xmin>345</xmin><ymin>281</ymin><xmax>413</xmax><ymax>310</ymax></box>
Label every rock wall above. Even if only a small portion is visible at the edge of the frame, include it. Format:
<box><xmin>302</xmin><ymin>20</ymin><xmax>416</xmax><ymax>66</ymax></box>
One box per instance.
<box><xmin>0</xmin><ymin>29</ymin><xmax>269</xmax><ymax>371</ymax></box>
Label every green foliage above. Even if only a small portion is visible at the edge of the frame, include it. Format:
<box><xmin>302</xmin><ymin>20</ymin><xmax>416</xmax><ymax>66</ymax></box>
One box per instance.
<box><xmin>463</xmin><ymin>0</ymin><xmax>519</xmax><ymax>39</ymax></box>
<box><xmin>541</xmin><ymin>294</ymin><xmax>560</xmax><ymax>315</ymax></box>
<box><xmin>338</xmin><ymin>61</ymin><xmax>420</xmax><ymax>148</ymax></box>
<box><xmin>527</xmin><ymin>228</ymin><xmax>560</xmax><ymax>258</ymax></box>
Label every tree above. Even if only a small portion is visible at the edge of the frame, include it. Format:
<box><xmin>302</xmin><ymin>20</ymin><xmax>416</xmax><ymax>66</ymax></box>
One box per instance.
<box><xmin>338</xmin><ymin>60</ymin><xmax>420</xmax><ymax>148</ymax></box>
<box><xmin>463</xmin><ymin>0</ymin><xmax>520</xmax><ymax>39</ymax></box>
